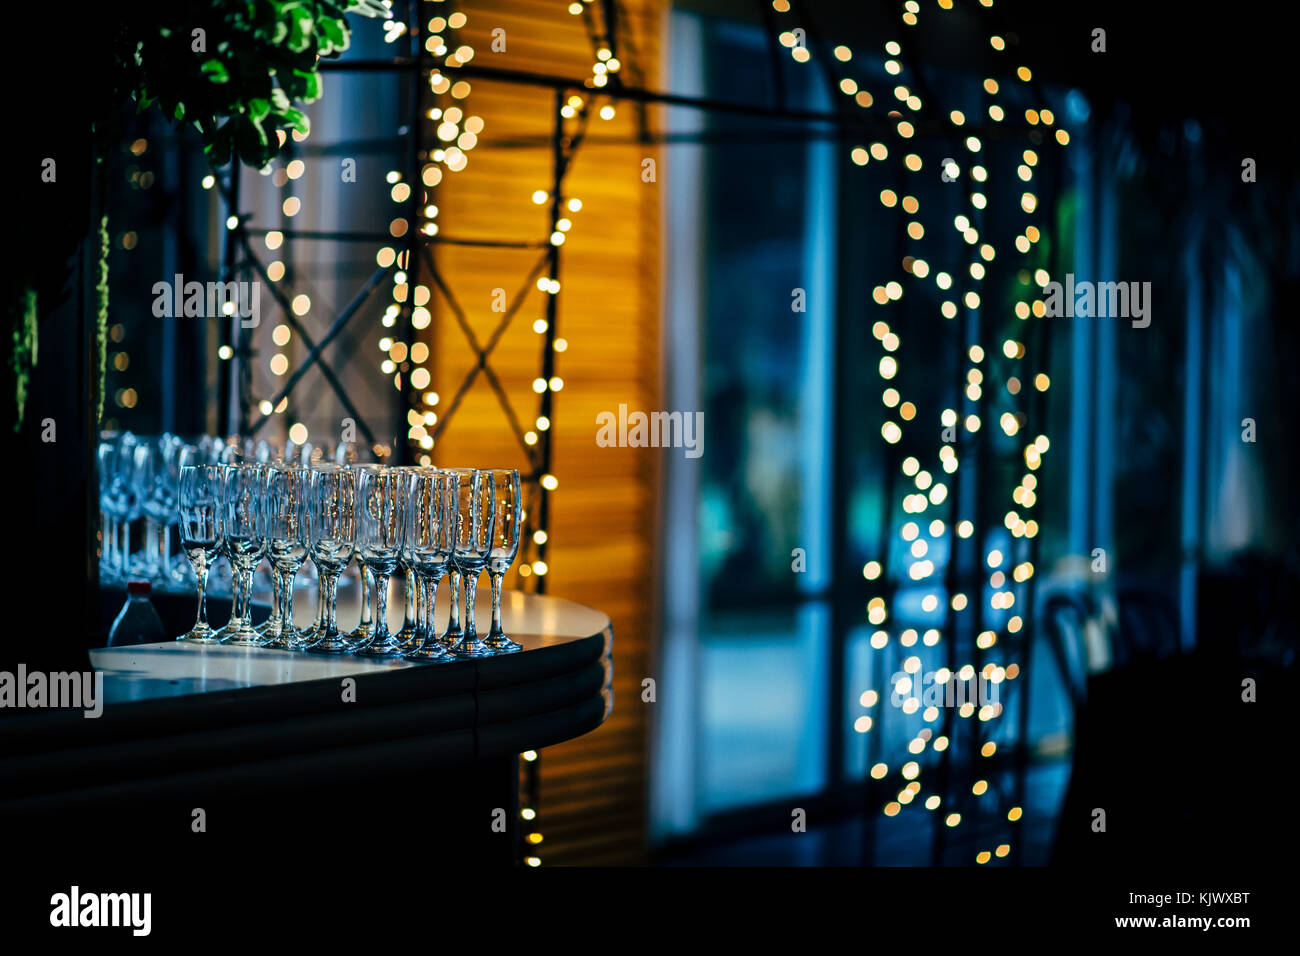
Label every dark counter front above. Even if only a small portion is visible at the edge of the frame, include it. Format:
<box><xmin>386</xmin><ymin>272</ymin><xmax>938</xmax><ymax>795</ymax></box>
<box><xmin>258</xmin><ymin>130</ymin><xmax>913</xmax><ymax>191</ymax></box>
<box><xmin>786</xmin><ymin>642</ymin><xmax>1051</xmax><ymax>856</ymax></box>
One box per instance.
<box><xmin>0</xmin><ymin>591</ymin><xmax>613</xmax><ymax>871</ymax></box>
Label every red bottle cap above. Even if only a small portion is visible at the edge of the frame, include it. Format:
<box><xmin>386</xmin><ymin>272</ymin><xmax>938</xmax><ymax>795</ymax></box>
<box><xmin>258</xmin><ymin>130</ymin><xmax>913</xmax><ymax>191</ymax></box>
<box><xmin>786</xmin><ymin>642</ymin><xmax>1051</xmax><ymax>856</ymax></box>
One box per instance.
<box><xmin>127</xmin><ymin>580</ymin><xmax>152</xmax><ymax>596</ymax></box>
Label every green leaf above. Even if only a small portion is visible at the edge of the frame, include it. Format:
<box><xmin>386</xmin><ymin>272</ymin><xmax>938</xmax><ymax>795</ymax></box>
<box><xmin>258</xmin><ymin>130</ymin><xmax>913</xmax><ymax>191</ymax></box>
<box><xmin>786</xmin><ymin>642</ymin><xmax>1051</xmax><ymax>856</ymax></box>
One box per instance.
<box><xmin>200</xmin><ymin>58</ymin><xmax>230</xmax><ymax>84</ymax></box>
<box><xmin>317</xmin><ymin>14</ymin><xmax>347</xmax><ymax>54</ymax></box>
<box><xmin>287</xmin><ymin>7</ymin><xmax>314</xmax><ymax>53</ymax></box>
<box><xmin>347</xmin><ymin>0</ymin><xmax>391</xmax><ymax>18</ymax></box>
<box><xmin>204</xmin><ymin>131</ymin><xmax>232</xmax><ymax>168</ymax></box>
<box><xmin>281</xmin><ymin>106</ymin><xmax>309</xmax><ymax>135</ymax></box>
<box><xmin>246</xmin><ymin>97</ymin><xmax>271</xmax><ymax>121</ymax></box>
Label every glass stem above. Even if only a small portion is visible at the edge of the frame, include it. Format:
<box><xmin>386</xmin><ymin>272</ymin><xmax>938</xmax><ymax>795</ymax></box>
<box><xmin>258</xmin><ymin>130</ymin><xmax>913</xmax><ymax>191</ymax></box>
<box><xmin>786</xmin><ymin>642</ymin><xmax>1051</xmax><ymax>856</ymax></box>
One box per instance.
<box><xmin>311</xmin><ymin>563</ymin><xmax>325</xmax><ymax>630</ymax></box>
<box><xmin>237</xmin><ymin>566</ymin><xmax>255</xmax><ymax>628</ymax></box>
<box><xmin>121</xmin><ymin>520</ymin><xmax>132</xmax><ymax>575</ymax></box>
<box><xmin>372</xmin><ymin>572</ymin><xmax>391</xmax><ymax>638</ymax></box>
<box><xmin>403</xmin><ymin>569</ymin><xmax>416</xmax><ymax>631</ymax></box>
<box><xmin>268</xmin><ymin>571</ymin><xmax>284</xmax><ymax>630</ymax></box>
<box><xmin>194</xmin><ymin>562</ymin><xmax>210</xmax><ymax>630</ymax></box>
<box><xmin>423</xmin><ymin>574</ymin><xmax>439</xmax><ymax>634</ymax></box>
<box><xmin>359</xmin><ymin>565</ymin><xmax>373</xmax><ymax>626</ymax></box>
<box><xmin>463</xmin><ymin>571</ymin><xmax>481</xmax><ymax>639</ymax></box>
<box><xmin>281</xmin><ymin>568</ymin><xmax>297</xmax><ymax>630</ymax></box>
<box><xmin>144</xmin><ymin>518</ymin><xmax>158</xmax><ymax>569</ymax></box>
<box><xmin>490</xmin><ymin>571</ymin><xmax>504</xmax><ymax>636</ymax></box>
<box><xmin>413</xmin><ymin>573</ymin><xmax>426</xmax><ymax>637</ymax></box>
<box><xmin>159</xmin><ymin>522</ymin><xmax>171</xmax><ymax>577</ymax></box>
<box><xmin>229</xmin><ymin>567</ymin><xmax>243</xmax><ymax>626</ymax></box>
<box><xmin>447</xmin><ymin>569</ymin><xmax>462</xmax><ymax>636</ymax></box>
<box><xmin>324</xmin><ymin>571</ymin><xmax>340</xmax><ymax>634</ymax></box>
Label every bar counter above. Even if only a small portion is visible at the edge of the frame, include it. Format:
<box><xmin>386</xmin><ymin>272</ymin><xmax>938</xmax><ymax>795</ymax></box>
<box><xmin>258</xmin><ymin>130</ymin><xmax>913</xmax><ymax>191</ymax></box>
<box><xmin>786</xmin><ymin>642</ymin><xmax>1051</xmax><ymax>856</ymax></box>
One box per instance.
<box><xmin>0</xmin><ymin>590</ymin><xmax>613</xmax><ymax>867</ymax></box>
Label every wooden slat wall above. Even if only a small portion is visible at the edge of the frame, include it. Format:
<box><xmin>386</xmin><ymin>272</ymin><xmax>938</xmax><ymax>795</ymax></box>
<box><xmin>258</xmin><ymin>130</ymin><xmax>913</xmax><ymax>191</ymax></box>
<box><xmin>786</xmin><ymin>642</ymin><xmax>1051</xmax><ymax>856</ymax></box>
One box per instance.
<box><xmin>427</xmin><ymin>0</ymin><xmax>663</xmax><ymax>864</ymax></box>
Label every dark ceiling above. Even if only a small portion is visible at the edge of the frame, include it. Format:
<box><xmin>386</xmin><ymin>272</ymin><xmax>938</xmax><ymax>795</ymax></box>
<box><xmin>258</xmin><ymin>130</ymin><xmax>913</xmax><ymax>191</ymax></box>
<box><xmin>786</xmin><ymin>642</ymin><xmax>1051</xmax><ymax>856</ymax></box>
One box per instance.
<box><xmin>676</xmin><ymin>0</ymin><xmax>1291</xmax><ymax>157</ymax></box>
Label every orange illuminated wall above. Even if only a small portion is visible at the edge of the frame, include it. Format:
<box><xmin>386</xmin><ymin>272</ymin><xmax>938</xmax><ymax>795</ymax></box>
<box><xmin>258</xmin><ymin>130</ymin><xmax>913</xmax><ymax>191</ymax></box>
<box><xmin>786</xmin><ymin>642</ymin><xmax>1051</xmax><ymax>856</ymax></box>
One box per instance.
<box><xmin>427</xmin><ymin>0</ymin><xmax>663</xmax><ymax>864</ymax></box>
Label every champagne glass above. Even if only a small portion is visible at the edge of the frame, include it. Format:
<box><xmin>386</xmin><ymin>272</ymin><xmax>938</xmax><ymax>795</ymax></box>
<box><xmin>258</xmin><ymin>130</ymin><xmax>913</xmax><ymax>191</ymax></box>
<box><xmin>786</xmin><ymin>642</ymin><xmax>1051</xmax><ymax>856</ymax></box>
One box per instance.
<box><xmin>352</xmin><ymin>466</ymin><xmax>405</xmax><ymax>657</ymax></box>
<box><xmin>110</xmin><ymin>432</ymin><xmax>141</xmax><ymax>576</ymax></box>
<box><xmin>131</xmin><ymin>443</ymin><xmax>159</xmax><ymax>579</ymax></box>
<box><xmin>98</xmin><ymin>440</ymin><xmax>122</xmax><ymax>583</ymax></box>
<box><xmin>154</xmin><ymin>438</ymin><xmax>185</xmax><ymax>587</ymax></box>
<box><xmin>482</xmin><ymin>469</ymin><xmax>523</xmax><ymax>652</ymax></box>
<box><xmin>452</xmin><ymin>470</ymin><xmax>495</xmax><ymax>658</ymax></box>
<box><xmin>219</xmin><ymin>464</ymin><xmax>268</xmax><ymax>644</ymax></box>
<box><xmin>168</xmin><ymin>445</ymin><xmax>201</xmax><ymax>585</ymax></box>
<box><xmin>137</xmin><ymin>440</ymin><xmax>175</xmax><ymax>585</ymax></box>
<box><xmin>260</xmin><ymin>463</ymin><xmax>308</xmax><ymax>648</ymax></box>
<box><xmin>439</xmin><ymin>468</ymin><xmax>472</xmax><ymax>650</ymax></box>
<box><xmin>344</xmin><ymin>464</ymin><xmax>384</xmax><ymax>646</ymax></box>
<box><xmin>392</xmin><ymin>466</ymin><xmax>423</xmax><ymax>651</ymax></box>
<box><xmin>302</xmin><ymin>464</ymin><xmax>356</xmax><ymax>653</ymax></box>
<box><xmin>403</xmin><ymin>469</ymin><xmax>454</xmax><ymax>660</ymax></box>
<box><xmin>177</xmin><ymin>464</ymin><xmax>224</xmax><ymax>642</ymax></box>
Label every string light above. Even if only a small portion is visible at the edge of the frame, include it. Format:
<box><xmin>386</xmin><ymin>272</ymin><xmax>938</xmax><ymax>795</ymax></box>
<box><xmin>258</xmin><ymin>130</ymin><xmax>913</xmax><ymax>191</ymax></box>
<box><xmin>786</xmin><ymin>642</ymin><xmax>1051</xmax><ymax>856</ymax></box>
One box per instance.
<box><xmin>766</xmin><ymin>0</ymin><xmax>1068</xmax><ymax>852</ymax></box>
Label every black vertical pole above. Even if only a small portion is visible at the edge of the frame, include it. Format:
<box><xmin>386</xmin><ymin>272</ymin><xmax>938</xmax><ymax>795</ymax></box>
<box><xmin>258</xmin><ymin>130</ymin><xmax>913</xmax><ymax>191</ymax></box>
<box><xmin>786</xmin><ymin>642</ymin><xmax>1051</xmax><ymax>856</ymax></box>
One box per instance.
<box><xmin>218</xmin><ymin>162</ymin><xmax>240</xmax><ymax>437</ymax></box>
<box><xmin>399</xmin><ymin>0</ymin><xmax>423</xmax><ymax>466</ymax></box>
<box><xmin>535</xmin><ymin>89</ymin><xmax>565</xmax><ymax>598</ymax></box>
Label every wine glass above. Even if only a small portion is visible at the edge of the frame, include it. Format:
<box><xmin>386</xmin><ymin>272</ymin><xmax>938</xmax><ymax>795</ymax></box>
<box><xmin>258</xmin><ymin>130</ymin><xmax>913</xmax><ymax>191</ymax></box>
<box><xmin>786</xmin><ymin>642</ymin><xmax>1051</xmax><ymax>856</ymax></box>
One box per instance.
<box><xmin>177</xmin><ymin>464</ymin><xmax>224</xmax><ymax>642</ymax></box>
<box><xmin>482</xmin><ymin>469</ymin><xmax>523</xmax><ymax>652</ymax></box>
<box><xmin>219</xmin><ymin>464</ymin><xmax>268</xmax><ymax>644</ymax></box>
<box><xmin>301</xmin><ymin>464</ymin><xmax>356</xmax><ymax>653</ymax></box>
<box><xmin>452</xmin><ymin>470</ymin><xmax>495</xmax><ymax>658</ymax></box>
<box><xmin>260</xmin><ymin>463</ymin><xmax>308</xmax><ymax>648</ymax></box>
<box><xmin>352</xmin><ymin>466</ymin><xmax>405</xmax><ymax>657</ymax></box>
<box><xmin>402</xmin><ymin>469</ymin><xmax>454</xmax><ymax>660</ymax></box>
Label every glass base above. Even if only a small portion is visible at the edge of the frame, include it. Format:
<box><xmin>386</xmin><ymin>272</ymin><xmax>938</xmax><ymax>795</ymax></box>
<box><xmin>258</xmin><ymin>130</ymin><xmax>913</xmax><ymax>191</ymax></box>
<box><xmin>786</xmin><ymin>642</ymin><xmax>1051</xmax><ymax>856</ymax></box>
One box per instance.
<box><xmin>403</xmin><ymin>638</ymin><xmax>450</xmax><ymax>660</ymax></box>
<box><xmin>178</xmin><ymin>624</ymin><xmax>218</xmax><ymax>643</ymax></box>
<box><xmin>259</xmin><ymin>623</ymin><xmax>298</xmax><ymax>649</ymax></box>
<box><xmin>220</xmin><ymin>627</ymin><xmax>262</xmax><ymax>646</ymax></box>
<box><xmin>397</xmin><ymin>627</ymin><xmax>426</xmax><ymax>652</ymax></box>
<box><xmin>285</xmin><ymin>628</ymin><xmax>320</xmax><ymax>651</ymax></box>
<box><xmin>303</xmin><ymin>627</ymin><xmax>355</xmax><ymax>653</ymax></box>
<box><xmin>482</xmin><ymin>633</ymin><xmax>523</xmax><ymax>653</ymax></box>
<box><xmin>454</xmin><ymin>637</ymin><xmax>496</xmax><ymax>658</ymax></box>
<box><xmin>354</xmin><ymin>633</ymin><xmax>406</xmax><ymax>658</ymax></box>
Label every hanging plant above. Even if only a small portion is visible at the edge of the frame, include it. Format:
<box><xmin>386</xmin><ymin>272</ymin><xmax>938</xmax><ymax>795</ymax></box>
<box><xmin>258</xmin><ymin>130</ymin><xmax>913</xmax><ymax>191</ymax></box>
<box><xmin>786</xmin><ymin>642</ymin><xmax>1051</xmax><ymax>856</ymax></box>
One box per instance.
<box><xmin>6</xmin><ymin>1</ymin><xmax>390</xmax><ymax>433</ymax></box>
<box><xmin>5</xmin><ymin>288</ymin><xmax>37</xmax><ymax>433</ymax></box>
<box><xmin>95</xmin><ymin>215</ymin><xmax>110</xmax><ymax>426</ymax></box>
<box><xmin>115</xmin><ymin>0</ymin><xmax>390</xmax><ymax>168</ymax></box>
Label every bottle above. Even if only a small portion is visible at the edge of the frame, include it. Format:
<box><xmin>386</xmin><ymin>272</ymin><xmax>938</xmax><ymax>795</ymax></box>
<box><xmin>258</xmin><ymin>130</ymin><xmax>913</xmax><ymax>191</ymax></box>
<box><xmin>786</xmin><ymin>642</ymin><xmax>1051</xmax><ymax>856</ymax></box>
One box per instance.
<box><xmin>108</xmin><ymin>581</ymin><xmax>166</xmax><ymax>647</ymax></box>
